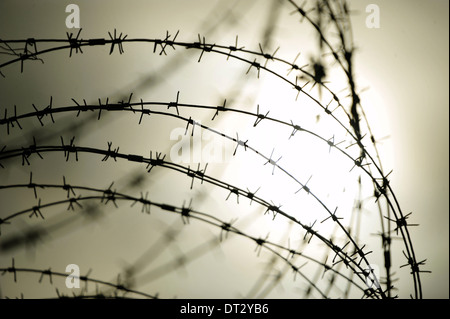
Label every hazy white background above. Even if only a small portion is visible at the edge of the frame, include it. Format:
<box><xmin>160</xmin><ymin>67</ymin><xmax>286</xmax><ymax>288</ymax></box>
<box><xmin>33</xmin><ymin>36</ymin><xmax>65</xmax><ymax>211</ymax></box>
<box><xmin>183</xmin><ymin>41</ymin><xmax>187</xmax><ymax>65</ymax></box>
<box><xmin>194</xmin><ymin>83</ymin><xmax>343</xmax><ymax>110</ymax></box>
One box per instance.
<box><xmin>0</xmin><ymin>0</ymin><xmax>448</xmax><ymax>299</ymax></box>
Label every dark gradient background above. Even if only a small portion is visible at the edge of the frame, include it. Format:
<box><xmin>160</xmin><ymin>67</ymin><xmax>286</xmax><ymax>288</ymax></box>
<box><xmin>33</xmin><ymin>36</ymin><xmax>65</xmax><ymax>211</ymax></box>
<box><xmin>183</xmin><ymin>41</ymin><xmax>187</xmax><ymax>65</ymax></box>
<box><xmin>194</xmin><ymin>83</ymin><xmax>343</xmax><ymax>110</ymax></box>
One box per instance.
<box><xmin>0</xmin><ymin>0</ymin><xmax>448</xmax><ymax>298</ymax></box>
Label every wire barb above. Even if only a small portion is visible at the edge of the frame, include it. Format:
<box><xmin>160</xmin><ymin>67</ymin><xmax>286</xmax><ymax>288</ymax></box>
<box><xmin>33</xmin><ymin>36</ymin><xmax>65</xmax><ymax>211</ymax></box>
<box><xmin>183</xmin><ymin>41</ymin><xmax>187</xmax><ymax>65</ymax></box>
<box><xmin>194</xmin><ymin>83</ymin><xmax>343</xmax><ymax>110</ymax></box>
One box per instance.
<box><xmin>167</xmin><ymin>91</ymin><xmax>180</xmax><ymax>116</ymax></box>
<box><xmin>146</xmin><ymin>151</ymin><xmax>166</xmax><ymax>173</ymax></box>
<box><xmin>254</xmin><ymin>233</ymin><xmax>270</xmax><ymax>257</ymax></box>
<box><xmin>196</xmin><ymin>34</ymin><xmax>215</xmax><ymax>62</ymax></box>
<box><xmin>289</xmin><ymin>120</ymin><xmax>303</xmax><ymax>139</ymax></box>
<box><xmin>321</xmin><ymin>207</ymin><xmax>343</xmax><ymax>224</ymax></box>
<box><xmin>264</xmin><ymin>149</ymin><xmax>282</xmax><ymax>175</ymax></box>
<box><xmin>60</xmin><ymin>136</ymin><xmax>78</xmax><ymax>161</ymax></box>
<box><xmin>400</xmin><ymin>251</ymin><xmax>431</xmax><ymax>275</ymax></box>
<box><xmin>102</xmin><ymin>141</ymin><xmax>120</xmax><ymax>162</ymax></box>
<box><xmin>220</xmin><ymin>218</ymin><xmax>238</xmax><ymax>241</ymax></box>
<box><xmin>293</xmin><ymin>76</ymin><xmax>310</xmax><ymax>100</ymax></box>
<box><xmin>187</xmin><ymin>163</ymin><xmax>208</xmax><ymax>189</ymax></box>
<box><xmin>21</xmin><ymin>137</ymin><xmax>43</xmax><ymax>165</ymax></box>
<box><xmin>384</xmin><ymin>212</ymin><xmax>418</xmax><ymax>235</ymax></box>
<box><xmin>226</xmin><ymin>186</ymin><xmax>240</xmax><ymax>203</ymax></box>
<box><xmin>62</xmin><ymin>176</ymin><xmax>76</xmax><ymax>198</ymax></box>
<box><xmin>29</xmin><ymin>199</ymin><xmax>44</xmax><ymax>219</ymax></box>
<box><xmin>264</xmin><ymin>202</ymin><xmax>282</xmax><ymax>220</ymax></box>
<box><xmin>246</xmin><ymin>59</ymin><xmax>261</xmax><ymax>78</ymax></box>
<box><xmin>258</xmin><ymin>43</ymin><xmax>280</xmax><ymax>67</ymax></box>
<box><xmin>296</xmin><ymin>175</ymin><xmax>312</xmax><ymax>194</ymax></box>
<box><xmin>246</xmin><ymin>187</ymin><xmax>260</xmax><ymax>205</ymax></box>
<box><xmin>227</xmin><ymin>35</ymin><xmax>244</xmax><ymax>60</ymax></box>
<box><xmin>67</xmin><ymin>29</ymin><xmax>83</xmax><ymax>57</ymax></box>
<box><xmin>2</xmin><ymin>258</ymin><xmax>17</xmax><ymax>282</ymax></box>
<box><xmin>27</xmin><ymin>172</ymin><xmax>43</xmax><ymax>199</ymax></box>
<box><xmin>101</xmin><ymin>182</ymin><xmax>118</xmax><ymax>208</ymax></box>
<box><xmin>303</xmin><ymin>220</ymin><xmax>317</xmax><ymax>243</ymax></box>
<box><xmin>108</xmin><ymin>29</ymin><xmax>127</xmax><ymax>55</ymax></box>
<box><xmin>211</xmin><ymin>99</ymin><xmax>227</xmax><ymax>121</ymax></box>
<box><xmin>233</xmin><ymin>132</ymin><xmax>248</xmax><ymax>156</ymax></box>
<box><xmin>181</xmin><ymin>199</ymin><xmax>193</xmax><ymax>224</ymax></box>
<box><xmin>253</xmin><ymin>104</ymin><xmax>270</xmax><ymax>127</ymax></box>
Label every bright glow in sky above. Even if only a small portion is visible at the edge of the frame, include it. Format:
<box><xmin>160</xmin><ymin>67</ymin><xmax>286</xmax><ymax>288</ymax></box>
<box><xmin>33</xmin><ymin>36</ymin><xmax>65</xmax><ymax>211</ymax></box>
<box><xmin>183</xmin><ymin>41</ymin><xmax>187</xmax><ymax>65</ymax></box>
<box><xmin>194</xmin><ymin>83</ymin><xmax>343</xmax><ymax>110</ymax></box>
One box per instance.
<box><xmin>0</xmin><ymin>0</ymin><xmax>448</xmax><ymax>299</ymax></box>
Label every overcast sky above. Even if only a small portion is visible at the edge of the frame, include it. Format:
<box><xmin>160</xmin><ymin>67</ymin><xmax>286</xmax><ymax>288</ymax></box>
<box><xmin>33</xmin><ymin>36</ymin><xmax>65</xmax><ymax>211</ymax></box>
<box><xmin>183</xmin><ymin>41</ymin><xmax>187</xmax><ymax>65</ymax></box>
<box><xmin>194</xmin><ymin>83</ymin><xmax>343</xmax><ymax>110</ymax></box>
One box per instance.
<box><xmin>0</xmin><ymin>0</ymin><xmax>448</xmax><ymax>299</ymax></box>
